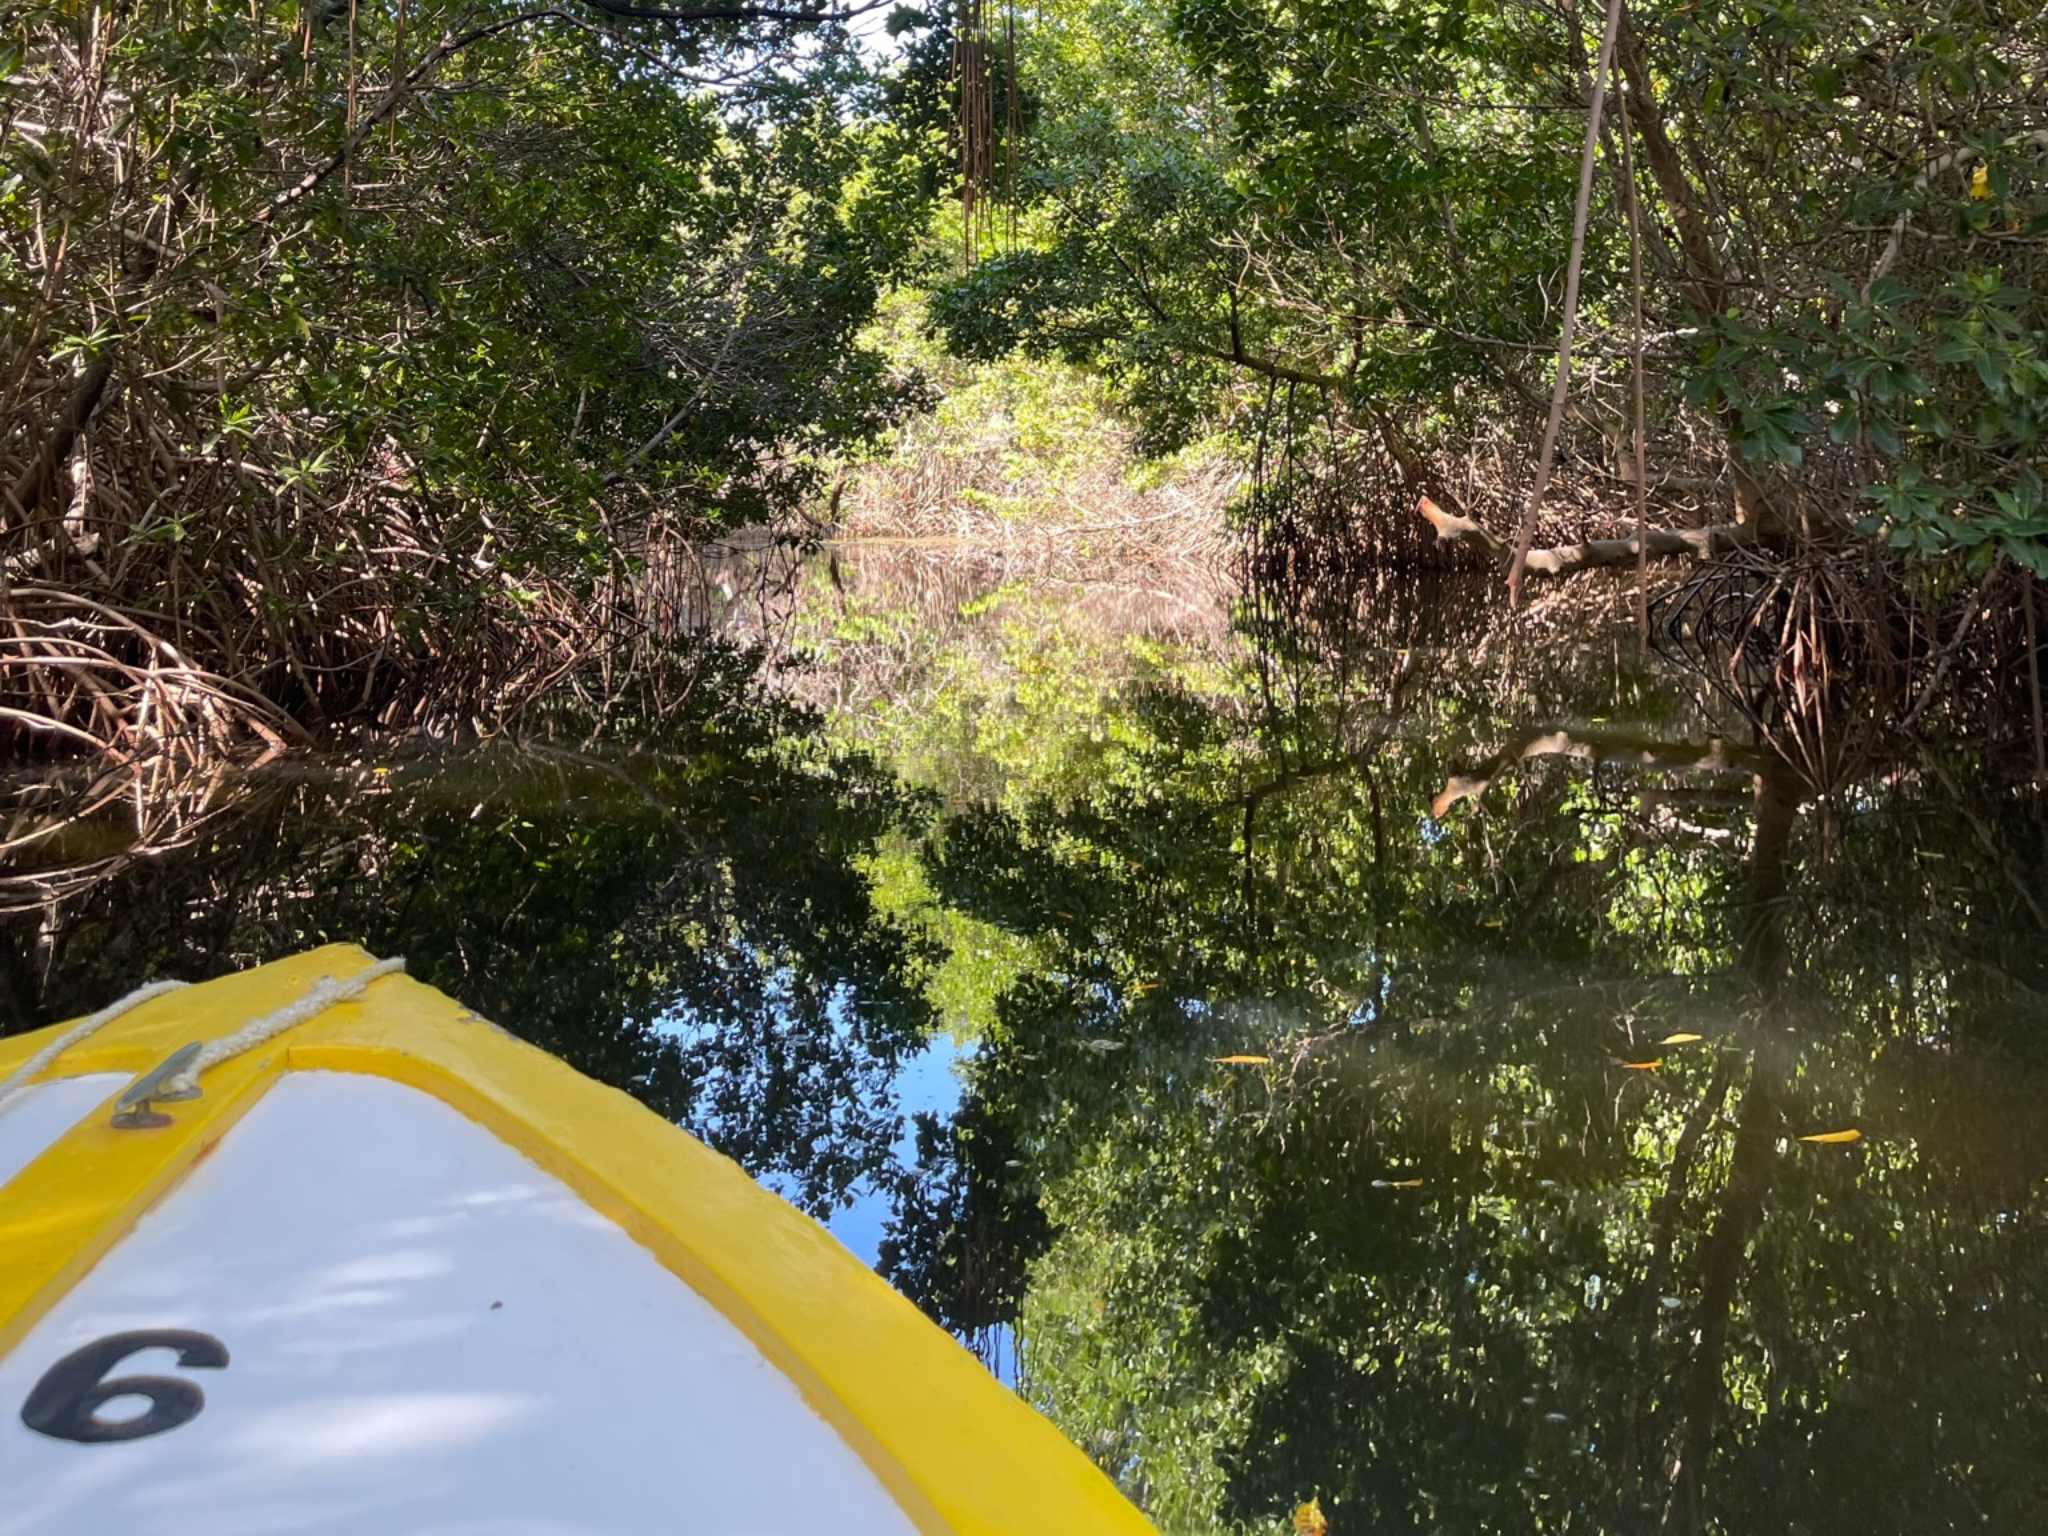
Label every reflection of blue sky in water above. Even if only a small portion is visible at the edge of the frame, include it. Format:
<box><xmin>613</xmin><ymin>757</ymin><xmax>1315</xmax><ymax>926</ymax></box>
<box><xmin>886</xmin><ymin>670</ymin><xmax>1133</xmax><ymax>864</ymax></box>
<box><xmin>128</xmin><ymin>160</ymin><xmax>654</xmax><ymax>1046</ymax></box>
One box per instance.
<box><xmin>819</xmin><ymin>1033</ymin><xmax>972</xmax><ymax>1266</ymax></box>
<box><xmin>761</xmin><ymin>1029</ymin><xmax>1020</xmax><ymax>1383</ymax></box>
<box><xmin>654</xmin><ymin>989</ymin><xmax>970</xmax><ymax>1264</ymax></box>
<box><xmin>656</xmin><ymin>994</ymin><xmax>1002</xmax><ymax>1368</ymax></box>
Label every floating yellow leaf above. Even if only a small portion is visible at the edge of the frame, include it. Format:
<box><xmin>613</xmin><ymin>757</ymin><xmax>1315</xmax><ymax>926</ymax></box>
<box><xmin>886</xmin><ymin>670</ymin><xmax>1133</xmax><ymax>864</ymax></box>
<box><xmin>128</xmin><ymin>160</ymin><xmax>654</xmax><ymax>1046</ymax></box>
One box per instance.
<box><xmin>1372</xmin><ymin>1178</ymin><xmax>1425</xmax><ymax>1189</ymax></box>
<box><xmin>1799</xmin><ymin>1128</ymin><xmax>1863</xmax><ymax>1144</ymax></box>
<box><xmin>1294</xmin><ymin>1498</ymin><xmax>1329</xmax><ymax>1536</ymax></box>
<box><xmin>1971</xmin><ymin>164</ymin><xmax>1990</xmax><ymax>198</ymax></box>
<box><xmin>1212</xmin><ymin>1054</ymin><xmax>1273</xmax><ymax>1065</ymax></box>
<box><xmin>1658</xmin><ymin>1033</ymin><xmax>1703</xmax><ymax>1045</ymax></box>
<box><xmin>1622</xmin><ymin>1059</ymin><xmax>1663</xmax><ymax>1071</ymax></box>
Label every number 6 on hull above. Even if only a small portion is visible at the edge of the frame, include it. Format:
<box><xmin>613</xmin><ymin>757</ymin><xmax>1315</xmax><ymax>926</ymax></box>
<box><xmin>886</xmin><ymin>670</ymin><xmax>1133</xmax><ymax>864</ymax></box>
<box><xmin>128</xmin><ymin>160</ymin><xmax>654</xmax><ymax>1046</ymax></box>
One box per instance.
<box><xmin>21</xmin><ymin>1329</ymin><xmax>230</xmax><ymax>1444</ymax></box>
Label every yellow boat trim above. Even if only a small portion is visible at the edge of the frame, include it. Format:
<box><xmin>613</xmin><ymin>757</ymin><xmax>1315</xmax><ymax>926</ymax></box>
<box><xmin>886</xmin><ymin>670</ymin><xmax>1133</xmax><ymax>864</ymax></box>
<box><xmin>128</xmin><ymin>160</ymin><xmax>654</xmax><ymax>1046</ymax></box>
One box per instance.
<box><xmin>0</xmin><ymin>946</ymin><xmax>1155</xmax><ymax>1536</ymax></box>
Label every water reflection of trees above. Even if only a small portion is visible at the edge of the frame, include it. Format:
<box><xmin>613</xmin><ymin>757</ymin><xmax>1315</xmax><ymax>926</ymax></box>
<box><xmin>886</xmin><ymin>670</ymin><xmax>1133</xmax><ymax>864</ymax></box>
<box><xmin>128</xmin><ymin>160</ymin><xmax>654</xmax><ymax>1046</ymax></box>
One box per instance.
<box><xmin>0</xmin><ymin>681</ymin><xmax>939</xmax><ymax>1218</ymax></box>
<box><xmin>7</xmin><ymin>523</ymin><xmax>2044</xmax><ymax>1533</ymax></box>
<box><xmin>890</xmin><ymin>580</ymin><xmax>2048</xmax><ymax>1534</ymax></box>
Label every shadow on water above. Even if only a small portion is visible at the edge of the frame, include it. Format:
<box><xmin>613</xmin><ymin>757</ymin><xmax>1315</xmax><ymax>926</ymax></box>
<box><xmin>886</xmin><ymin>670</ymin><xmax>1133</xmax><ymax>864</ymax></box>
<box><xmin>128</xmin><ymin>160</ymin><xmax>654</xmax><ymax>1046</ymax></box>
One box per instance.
<box><xmin>4</xmin><ymin>542</ymin><xmax>2048</xmax><ymax>1535</ymax></box>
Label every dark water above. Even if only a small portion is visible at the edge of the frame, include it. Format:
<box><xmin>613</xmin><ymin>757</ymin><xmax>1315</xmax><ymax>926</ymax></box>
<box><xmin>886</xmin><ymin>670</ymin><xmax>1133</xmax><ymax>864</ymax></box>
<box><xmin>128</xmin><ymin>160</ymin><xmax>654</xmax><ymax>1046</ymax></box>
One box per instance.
<box><xmin>4</xmin><ymin>564</ymin><xmax>2046</xmax><ymax>1536</ymax></box>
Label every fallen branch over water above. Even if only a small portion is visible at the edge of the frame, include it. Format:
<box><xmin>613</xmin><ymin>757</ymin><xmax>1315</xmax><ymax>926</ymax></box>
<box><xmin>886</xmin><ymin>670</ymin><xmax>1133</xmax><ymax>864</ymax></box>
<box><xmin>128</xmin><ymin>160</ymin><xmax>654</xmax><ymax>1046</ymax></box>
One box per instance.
<box><xmin>1419</xmin><ymin>495</ymin><xmax>1752</xmax><ymax>577</ymax></box>
<box><xmin>1433</xmin><ymin>727</ymin><xmax>1767</xmax><ymax>818</ymax></box>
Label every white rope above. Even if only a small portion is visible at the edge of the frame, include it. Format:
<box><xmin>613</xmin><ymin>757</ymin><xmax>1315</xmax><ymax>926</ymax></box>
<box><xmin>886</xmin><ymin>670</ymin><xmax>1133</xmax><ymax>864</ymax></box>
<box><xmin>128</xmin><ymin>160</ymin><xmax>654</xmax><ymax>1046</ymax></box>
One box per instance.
<box><xmin>0</xmin><ymin>980</ymin><xmax>193</xmax><ymax>1110</ymax></box>
<box><xmin>159</xmin><ymin>956</ymin><xmax>407</xmax><ymax>1096</ymax></box>
<box><xmin>0</xmin><ymin>957</ymin><xmax>407</xmax><ymax>1112</ymax></box>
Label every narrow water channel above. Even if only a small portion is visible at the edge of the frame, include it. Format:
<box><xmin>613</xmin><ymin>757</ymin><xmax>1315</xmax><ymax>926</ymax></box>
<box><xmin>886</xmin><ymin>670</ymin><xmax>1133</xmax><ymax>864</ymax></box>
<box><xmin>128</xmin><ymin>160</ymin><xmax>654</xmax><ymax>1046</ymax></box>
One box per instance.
<box><xmin>4</xmin><ymin>548</ymin><xmax>2045</xmax><ymax>1536</ymax></box>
